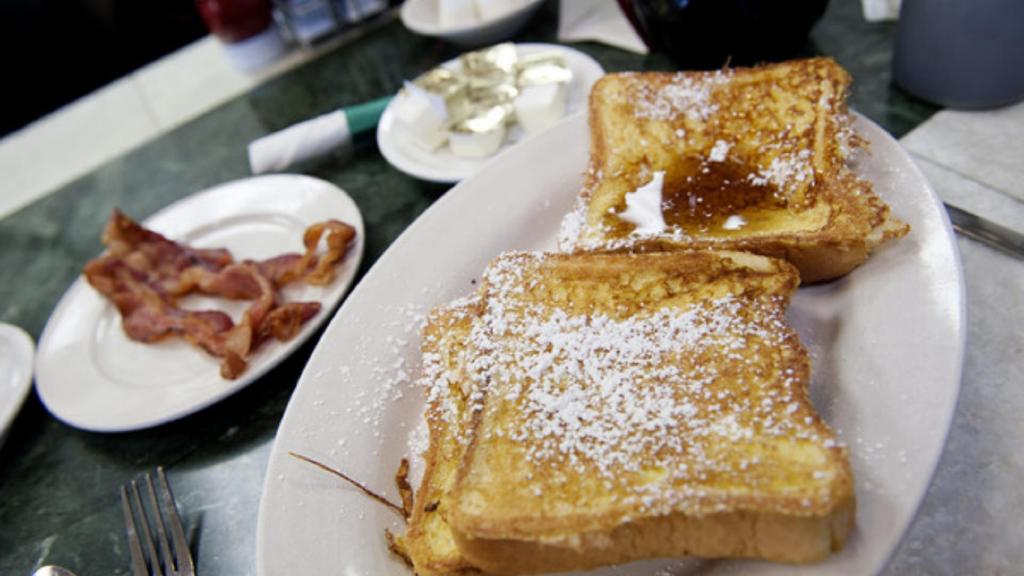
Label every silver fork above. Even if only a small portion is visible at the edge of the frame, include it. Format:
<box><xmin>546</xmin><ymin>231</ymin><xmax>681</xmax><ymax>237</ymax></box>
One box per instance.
<box><xmin>119</xmin><ymin>467</ymin><xmax>196</xmax><ymax>576</ymax></box>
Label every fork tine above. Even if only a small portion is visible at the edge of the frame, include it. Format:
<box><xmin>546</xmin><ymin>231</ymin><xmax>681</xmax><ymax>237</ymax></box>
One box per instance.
<box><xmin>120</xmin><ymin>485</ymin><xmax>150</xmax><ymax>576</ymax></box>
<box><xmin>156</xmin><ymin>467</ymin><xmax>195</xmax><ymax>576</ymax></box>
<box><xmin>121</xmin><ymin>469</ymin><xmax>195</xmax><ymax>576</ymax></box>
<box><xmin>144</xmin><ymin>472</ymin><xmax>176</xmax><ymax>575</ymax></box>
<box><xmin>129</xmin><ymin>479</ymin><xmax>162</xmax><ymax>576</ymax></box>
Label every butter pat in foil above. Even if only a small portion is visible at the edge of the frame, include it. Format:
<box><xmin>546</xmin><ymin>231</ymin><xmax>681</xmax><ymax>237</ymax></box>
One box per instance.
<box><xmin>515</xmin><ymin>82</ymin><xmax>568</xmax><ymax>133</ymax></box>
<box><xmin>395</xmin><ymin>82</ymin><xmax>448</xmax><ymax>151</ymax></box>
<box><xmin>449</xmin><ymin>105</ymin><xmax>508</xmax><ymax>158</ymax></box>
<box><xmin>406</xmin><ymin>43</ymin><xmax>573</xmax><ymax>159</ymax></box>
<box><xmin>517</xmin><ymin>52</ymin><xmax>573</xmax><ymax>87</ymax></box>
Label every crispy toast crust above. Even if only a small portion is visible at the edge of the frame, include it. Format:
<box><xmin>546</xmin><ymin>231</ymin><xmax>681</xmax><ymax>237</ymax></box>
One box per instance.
<box><xmin>561</xmin><ymin>58</ymin><xmax>908</xmax><ymax>282</ymax></box>
<box><xmin>445</xmin><ymin>251</ymin><xmax>854</xmax><ymax>573</ymax></box>
<box><xmin>402</xmin><ymin>300</ymin><xmax>484</xmax><ymax>576</ymax></box>
<box><xmin>453</xmin><ymin>500</ymin><xmax>855</xmax><ymax>574</ymax></box>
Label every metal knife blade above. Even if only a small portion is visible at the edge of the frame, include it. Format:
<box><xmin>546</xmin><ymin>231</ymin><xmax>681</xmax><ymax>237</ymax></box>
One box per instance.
<box><xmin>944</xmin><ymin>203</ymin><xmax>1024</xmax><ymax>260</ymax></box>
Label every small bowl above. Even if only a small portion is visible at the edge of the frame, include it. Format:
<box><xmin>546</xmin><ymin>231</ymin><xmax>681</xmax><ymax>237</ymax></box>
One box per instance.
<box><xmin>400</xmin><ymin>0</ymin><xmax>546</xmax><ymax>47</ymax></box>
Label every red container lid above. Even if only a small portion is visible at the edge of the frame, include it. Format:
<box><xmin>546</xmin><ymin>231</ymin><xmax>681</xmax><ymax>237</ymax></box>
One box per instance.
<box><xmin>196</xmin><ymin>0</ymin><xmax>273</xmax><ymax>43</ymax></box>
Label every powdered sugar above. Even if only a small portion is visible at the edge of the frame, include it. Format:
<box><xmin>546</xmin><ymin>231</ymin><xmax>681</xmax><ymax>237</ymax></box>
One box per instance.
<box><xmin>557</xmin><ymin>197</ymin><xmax>587</xmax><ymax>250</ymax></box>
<box><xmin>708</xmin><ymin>140</ymin><xmax>732</xmax><ymax>162</ymax></box>
<box><xmin>327</xmin><ymin>302</ymin><xmax>428</xmax><ymax>459</ymax></box>
<box><xmin>749</xmin><ymin>150</ymin><xmax>815</xmax><ymax>201</ymax></box>
<box><xmin>429</xmin><ymin>252</ymin><xmax>834</xmax><ymax>514</ymax></box>
<box><xmin>419</xmin><ymin>297</ymin><xmax>484</xmax><ymax>446</ymax></box>
<box><xmin>632</xmin><ymin>71</ymin><xmax>731</xmax><ymax>121</ymax></box>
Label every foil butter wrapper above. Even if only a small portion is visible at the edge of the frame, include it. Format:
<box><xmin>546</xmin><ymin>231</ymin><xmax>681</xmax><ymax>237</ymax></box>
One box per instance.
<box><xmin>517</xmin><ymin>52</ymin><xmax>575</xmax><ymax>87</ymax></box>
<box><xmin>453</xmin><ymin>104</ymin><xmax>507</xmax><ymax>134</ymax></box>
<box><xmin>416</xmin><ymin>68</ymin><xmax>467</xmax><ymax>101</ymax></box>
<box><xmin>460</xmin><ymin>42</ymin><xmax>518</xmax><ymax>88</ymax></box>
<box><xmin>449</xmin><ymin>104</ymin><xmax>509</xmax><ymax>158</ymax></box>
<box><xmin>412</xmin><ymin>43</ymin><xmax>573</xmax><ymax>143</ymax></box>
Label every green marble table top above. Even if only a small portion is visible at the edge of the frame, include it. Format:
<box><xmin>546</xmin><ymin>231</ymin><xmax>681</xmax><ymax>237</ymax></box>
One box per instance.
<box><xmin>0</xmin><ymin>2</ymin><xmax>937</xmax><ymax>574</ymax></box>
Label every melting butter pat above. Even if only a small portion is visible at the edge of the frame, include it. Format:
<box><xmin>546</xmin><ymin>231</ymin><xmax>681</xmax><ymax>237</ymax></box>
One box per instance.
<box><xmin>620</xmin><ymin>171</ymin><xmax>667</xmax><ymax>236</ymax></box>
<box><xmin>514</xmin><ymin>82</ymin><xmax>568</xmax><ymax>134</ymax></box>
<box><xmin>723</xmin><ymin>214</ymin><xmax>747</xmax><ymax>230</ymax></box>
<box><xmin>395</xmin><ymin>82</ymin><xmax>448</xmax><ymax>151</ymax></box>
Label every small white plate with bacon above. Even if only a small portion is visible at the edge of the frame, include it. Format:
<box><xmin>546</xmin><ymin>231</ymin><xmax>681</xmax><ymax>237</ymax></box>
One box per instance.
<box><xmin>35</xmin><ymin>174</ymin><xmax>364</xmax><ymax>432</ymax></box>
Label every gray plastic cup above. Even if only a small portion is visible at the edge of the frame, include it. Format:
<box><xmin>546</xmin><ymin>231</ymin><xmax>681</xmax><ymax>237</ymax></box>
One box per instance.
<box><xmin>893</xmin><ymin>0</ymin><xmax>1024</xmax><ymax>109</ymax></box>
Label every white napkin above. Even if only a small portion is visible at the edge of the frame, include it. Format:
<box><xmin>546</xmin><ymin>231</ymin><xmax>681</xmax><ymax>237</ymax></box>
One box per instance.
<box><xmin>902</xmin><ymin>101</ymin><xmax>1024</xmax><ymax>202</ymax></box>
<box><xmin>557</xmin><ymin>0</ymin><xmax>648</xmax><ymax>55</ymax></box>
<box><xmin>248</xmin><ymin>110</ymin><xmax>351</xmax><ymax>174</ymax></box>
<box><xmin>901</xmin><ymin>99</ymin><xmax>1024</xmax><ymax>231</ymax></box>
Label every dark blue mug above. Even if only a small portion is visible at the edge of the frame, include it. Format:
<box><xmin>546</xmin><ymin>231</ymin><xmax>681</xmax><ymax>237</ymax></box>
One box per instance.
<box><xmin>617</xmin><ymin>0</ymin><xmax>829</xmax><ymax>70</ymax></box>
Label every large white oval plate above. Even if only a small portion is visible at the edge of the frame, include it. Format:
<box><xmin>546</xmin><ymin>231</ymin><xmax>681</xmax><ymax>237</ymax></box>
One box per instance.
<box><xmin>258</xmin><ymin>113</ymin><xmax>964</xmax><ymax>575</ymax></box>
<box><xmin>35</xmin><ymin>174</ymin><xmax>365</xmax><ymax>432</ymax></box>
<box><xmin>376</xmin><ymin>43</ymin><xmax>605</xmax><ymax>183</ymax></box>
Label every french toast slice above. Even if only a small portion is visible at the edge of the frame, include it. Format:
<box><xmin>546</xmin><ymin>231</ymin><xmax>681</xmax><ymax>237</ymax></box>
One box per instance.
<box><xmin>446</xmin><ymin>251</ymin><xmax>855</xmax><ymax>574</ymax></box>
<box><xmin>558</xmin><ymin>58</ymin><xmax>908</xmax><ymax>283</ymax></box>
<box><xmin>400</xmin><ymin>299</ymin><xmax>485</xmax><ymax>576</ymax></box>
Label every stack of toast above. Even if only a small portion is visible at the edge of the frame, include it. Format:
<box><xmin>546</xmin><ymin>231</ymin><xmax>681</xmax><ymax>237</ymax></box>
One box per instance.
<box><xmin>394</xmin><ymin>57</ymin><xmax>905</xmax><ymax>574</ymax></box>
<box><xmin>399</xmin><ymin>252</ymin><xmax>854</xmax><ymax>574</ymax></box>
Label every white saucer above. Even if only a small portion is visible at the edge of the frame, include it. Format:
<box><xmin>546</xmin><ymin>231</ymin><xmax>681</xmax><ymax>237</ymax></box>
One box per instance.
<box><xmin>0</xmin><ymin>323</ymin><xmax>35</xmax><ymax>440</ymax></box>
<box><xmin>377</xmin><ymin>43</ymin><xmax>605</xmax><ymax>183</ymax></box>
<box><xmin>400</xmin><ymin>0</ymin><xmax>546</xmax><ymax>47</ymax></box>
<box><xmin>35</xmin><ymin>175</ymin><xmax>365</xmax><ymax>432</ymax></box>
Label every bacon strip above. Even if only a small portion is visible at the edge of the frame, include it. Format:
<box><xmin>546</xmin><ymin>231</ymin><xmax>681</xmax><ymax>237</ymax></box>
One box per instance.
<box><xmin>258</xmin><ymin>220</ymin><xmax>357</xmax><ymax>287</ymax></box>
<box><xmin>83</xmin><ymin>210</ymin><xmax>355</xmax><ymax>379</ymax></box>
<box><xmin>103</xmin><ymin>210</ymin><xmax>234</xmax><ymax>296</ymax></box>
<box><xmin>84</xmin><ymin>256</ymin><xmax>236</xmax><ymax>357</ymax></box>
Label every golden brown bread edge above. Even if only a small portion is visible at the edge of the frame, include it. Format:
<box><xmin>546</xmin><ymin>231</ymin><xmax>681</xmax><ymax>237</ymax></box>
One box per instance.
<box><xmin>442</xmin><ymin>251</ymin><xmax>855</xmax><ymax>574</ymax></box>
<box><xmin>611</xmin><ymin>174</ymin><xmax>909</xmax><ymax>284</ymax></box>
<box><xmin>400</xmin><ymin>301</ymin><xmax>484</xmax><ymax>576</ymax></box>
<box><xmin>452</xmin><ymin>501</ymin><xmax>855</xmax><ymax>575</ymax></box>
<box><xmin>574</xmin><ymin>58</ymin><xmax>909</xmax><ymax>283</ymax></box>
